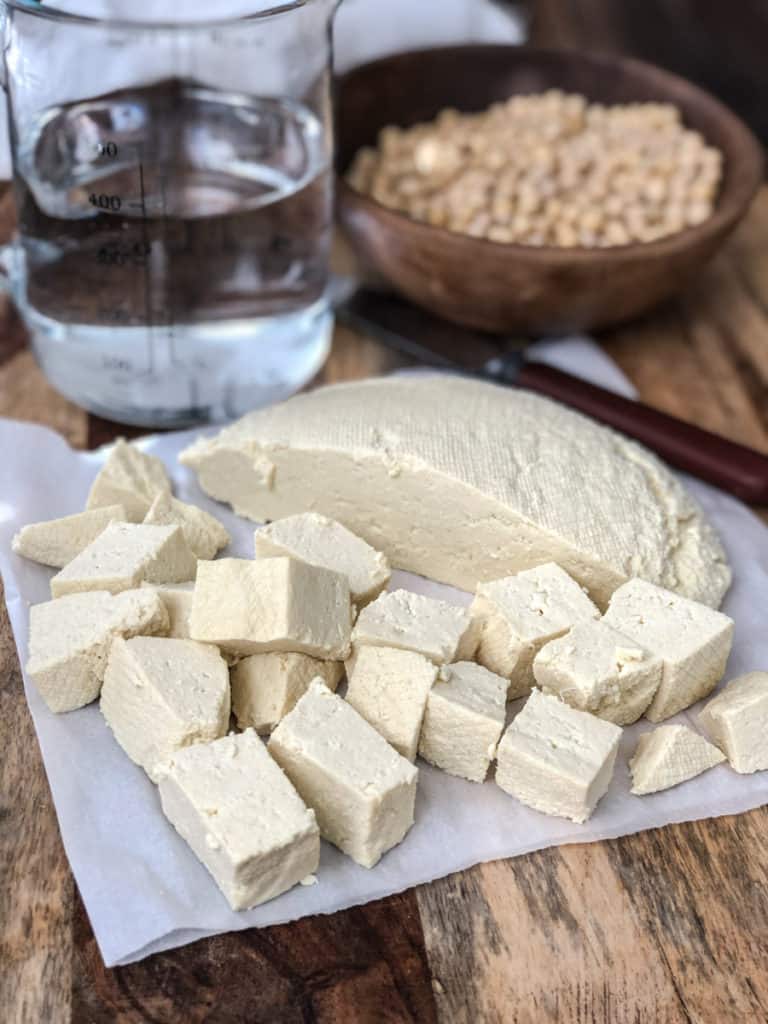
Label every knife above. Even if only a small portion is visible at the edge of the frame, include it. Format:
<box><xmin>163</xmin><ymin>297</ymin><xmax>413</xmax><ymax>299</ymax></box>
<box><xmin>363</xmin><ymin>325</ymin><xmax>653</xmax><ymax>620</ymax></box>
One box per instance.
<box><xmin>336</xmin><ymin>287</ymin><xmax>768</xmax><ymax>505</ymax></box>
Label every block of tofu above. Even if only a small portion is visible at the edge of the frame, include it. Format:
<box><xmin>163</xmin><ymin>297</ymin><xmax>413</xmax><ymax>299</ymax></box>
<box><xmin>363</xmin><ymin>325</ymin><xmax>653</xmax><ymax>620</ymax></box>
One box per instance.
<box><xmin>629</xmin><ymin>724</ymin><xmax>724</xmax><ymax>795</ymax></box>
<box><xmin>471</xmin><ymin>563</ymin><xmax>600</xmax><ymax>698</ymax></box>
<box><xmin>603</xmin><ymin>578</ymin><xmax>734</xmax><ymax>722</ymax></box>
<box><xmin>144</xmin><ymin>490</ymin><xmax>229</xmax><ymax>560</ymax></box>
<box><xmin>231</xmin><ymin>652</ymin><xmax>343</xmax><ymax>734</ymax></box>
<box><xmin>87</xmin><ymin>438</ymin><xmax>171</xmax><ymax>521</ymax></box>
<box><xmin>12</xmin><ymin>505</ymin><xmax>128</xmax><ymax>568</ymax></box>
<box><xmin>50</xmin><ymin>523</ymin><xmax>197</xmax><ymax>598</ymax></box>
<box><xmin>26</xmin><ymin>589</ymin><xmax>169</xmax><ymax>713</ymax></box>
<box><xmin>698</xmin><ymin>672</ymin><xmax>768</xmax><ymax>773</ymax></box>
<box><xmin>533</xmin><ymin>620</ymin><xmax>662</xmax><ymax>725</ymax></box>
<box><xmin>496</xmin><ymin>689</ymin><xmax>622</xmax><ymax>823</ymax></box>
<box><xmin>269</xmin><ymin>680</ymin><xmax>418</xmax><ymax>867</ymax></box>
<box><xmin>351</xmin><ymin>589</ymin><xmax>478</xmax><ymax>666</ymax></box>
<box><xmin>254</xmin><ymin>513</ymin><xmax>390</xmax><ymax>607</ymax></box>
<box><xmin>101</xmin><ymin>636</ymin><xmax>230</xmax><ymax>781</ymax></box>
<box><xmin>418</xmin><ymin>661</ymin><xmax>507</xmax><ymax>782</ymax></box>
<box><xmin>157</xmin><ymin>730</ymin><xmax>319</xmax><ymax>911</ymax></box>
<box><xmin>141</xmin><ymin>582</ymin><xmax>195</xmax><ymax>639</ymax></box>
<box><xmin>346</xmin><ymin>646</ymin><xmax>438</xmax><ymax>760</ymax></box>
<box><xmin>191</xmin><ymin>557</ymin><xmax>351</xmax><ymax>659</ymax></box>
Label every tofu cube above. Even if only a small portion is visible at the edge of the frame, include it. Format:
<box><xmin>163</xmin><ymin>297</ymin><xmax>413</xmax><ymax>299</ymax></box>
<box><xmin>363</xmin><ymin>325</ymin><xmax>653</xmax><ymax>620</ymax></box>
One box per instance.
<box><xmin>269</xmin><ymin>680</ymin><xmax>418</xmax><ymax>868</ymax></box>
<box><xmin>26</xmin><ymin>589</ymin><xmax>169</xmax><ymax>713</ymax></box>
<box><xmin>698</xmin><ymin>672</ymin><xmax>768</xmax><ymax>773</ymax></box>
<box><xmin>346</xmin><ymin>646</ymin><xmax>438</xmax><ymax>760</ymax></box>
<box><xmin>50</xmin><ymin>523</ymin><xmax>197</xmax><ymax>598</ymax></box>
<box><xmin>533</xmin><ymin>619</ymin><xmax>662</xmax><ymax>725</ymax></box>
<box><xmin>157</xmin><ymin>730</ymin><xmax>320</xmax><ymax>911</ymax></box>
<box><xmin>101</xmin><ymin>636</ymin><xmax>231</xmax><ymax>781</ymax></box>
<box><xmin>471</xmin><ymin>563</ymin><xmax>600</xmax><ymax>698</ymax></box>
<box><xmin>629</xmin><ymin>724</ymin><xmax>724</xmax><ymax>795</ymax></box>
<box><xmin>12</xmin><ymin>504</ymin><xmax>128</xmax><ymax>568</ymax></box>
<box><xmin>190</xmin><ymin>557</ymin><xmax>351</xmax><ymax>659</ymax></box>
<box><xmin>495</xmin><ymin>689</ymin><xmax>622</xmax><ymax>823</ymax></box>
<box><xmin>86</xmin><ymin>438</ymin><xmax>171</xmax><ymax>522</ymax></box>
<box><xmin>254</xmin><ymin>513</ymin><xmax>390</xmax><ymax>606</ymax></box>
<box><xmin>141</xmin><ymin>582</ymin><xmax>195</xmax><ymax>639</ymax></box>
<box><xmin>231</xmin><ymin>652</ymin><xmax>344</xmax><ymax>734</ymax></box>
<box><xmin>352</xmin><ymin>589</ymin><xmax>478</xmax><ymax>665</ymax></box>
<box><xmin>144</xmin><ymin>491</ymin><xmax>229</xmax><ymax>560</ymax></box>
<box><xmin>418</xmin><ymin>661</ymin><xmax>507</xmax><ymax>782</ymax></box>
<box><xmin>603</xmin><ymin>578</ymin><xmax>734</xmax><ymax>722</ymax></box>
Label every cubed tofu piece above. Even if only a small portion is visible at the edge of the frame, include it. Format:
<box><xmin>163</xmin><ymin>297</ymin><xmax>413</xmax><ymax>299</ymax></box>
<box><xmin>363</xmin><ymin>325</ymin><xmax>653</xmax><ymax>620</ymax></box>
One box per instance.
<box><xmin>157</xmin><ymin>730</ymin><xmax>320</xmax><ymax>911</ymax></box>
<box><xmin>698</xmin><ymin>672</ymin><xmax>768</xmax><ymax>774</ymax></box>
<box><xmin>471</xmin><ymin>563</ymin><xmax>600</xmax><ymax>698</ymax></box>
<box><xmin>26</xmin><ymin>589</ymin><xmax>169</xmax><ymax>712</ymax></box>
<box><xmin>12</xmin><ymin>505</ymin><xmax>128</xmax><ymax>568</ymax></box>
<box><xmin>144</xmin><ymin>490</ymin><xmax>229</xmax><ymax>560</ymax></box>
<box><xmin>418</xmin><ymin>661</ymin><xmax>507</xmax><ymax>782</ymax></box>
<box><xmin>231</xmin><ymin>652</ymin><xmax>343</xmax><ymax>734</ymax></box>
<box><xmin>346</xmin><ymin>646</ymin><xmax>438</xmax><ymax>761</ymax></box>
<box><xmin>50</xmin><ymin>523</ymin><xmax>197</xmax><ymax>599</ymax></box>
<box><xmin>101</xmin><ymin>636</ymin><xmax>230</xmax><ymax>781</ymax></box>
<box><xmin>190</xmin><ymin>557</ymin><xmax>351</xmax><ymax>659</ymax></box>
<box><xmin>86</xmin><ymin>438</ymin><xmax>171</xmax><ymax>521</ymax></box>
<box><xmin>141</xmin><ymin>582</ymin><xmax>195</xmax><ymax>639</ymax></box>
<box><xmin>629</xmin><ymin>724</ymin><xmax>724</xmax><ymax>795</ymax></box>
<box><xmin>269</xmin><ymin>680</ymin><xmax>418</xmax><ymax>868</ymax></box>
<box><xmin>351</xmin><ymin>589</ymin><xmax>478</xmax><ymax>665</ymax></box>
<box><xmin>603</xmin><ymin>578</ymin><xmax>734</xmax><ymax>722</ymax></box>
<box><xmin>254</xmin><ymin>513</ymin><xmax>390</xmax><ymax>607</ymax></box>
<box><xmin>533</xmin><ymin>620</ymin><xmax>662</xmax><ymax>725</ymax></box>
<box><xmin>495</xmin><ymin>689</ymin><xmax>622</xmax><ymax>823</ymax></box>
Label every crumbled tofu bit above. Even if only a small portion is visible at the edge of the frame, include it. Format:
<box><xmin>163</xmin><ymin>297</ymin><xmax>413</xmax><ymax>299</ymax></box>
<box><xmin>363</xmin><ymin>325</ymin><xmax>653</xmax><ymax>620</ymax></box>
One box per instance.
<box><xmin>533</xmin><ymin>619</ymin><xmax>662</xmax><ymax>725</ymax></box>
<box><xmin>86</xmin><ymin>438</ymin><xmax>171</xmax><ymax>521</ymax></box>
<box><xmin>50</xmin><ymin>522</ymin><xmax>197</xmax><ymax>598</ymax></box>
<box><xmin>254</xmin><ymin>512</ymin><xmax>391</xmax><ymax>607</ymax></box>
<box><xmin>471</xmin><ymin>563</ymin><xmax>601</xmax><ymax>698</ymax></box>
<box><xmin>101</xmin><ymin>636</ymin><xmax>231</xmax><ymax>781</ymax></box>
<box><xmin>698</xmin><ymin>672</ymin><xmax>768</xmax><ymax>774</ymax></box>
<box><xmin>140</xmin><ymin>582</ymin><xmax>194</xmax><ymax>639</ymax></box>
<box><xmin>231</xmin><ymin>652</ymin><xmax>344</xmax><ymax>734</ymax></box>
<box><xmin>629</xmin><ymin>724</ymin><xmax>724</xmax><ymax>795</ymax></box>
<box><xmin>144</xmin><ymin>490</ymin><xmax>230</xmax><ymax>560</ymax></box>
<box><xmin>346</xmin><ymin>646</ymin><xmax>438</xmax><ymax>761</ymax></box>
<box><xmin>190</xmin><ymin>557</ymin><xmax>352</xmax><ymax>659</ymax></box>
<box><xmin>269</xmin><ymin>680</ymin><xmax>418</xmax><ymax>868</ymax></box>
<box><xmin>603</xmin><ymin>578</ymin><xmax>734</xmax><ymax>722</ymax></box>
<box><xmin>495</xmin><ymin>688</ymin><xmax>622</xmax><ymax>823</ymax></box>
<box><xmin>351</xmin><ymin>589</ymin><xmax>478</xmax><ymax>665</ymax></box>
<box><xmin>157</xmin><ymin>730</ymin><xmax>319</xmax><ymax>911</ymax></box>
<box><xmin>419</xmin><ymin>661</ymin><xmax>507</xmax><ymax>782</ymax></box>
<box><xmin>26</xmin><ymin>589</ymin><xmax>169</xmax><ymax>713</ymax></box>
<box><xmin>12</xmin><ymin>505</ymin><xmax>129</xmax><ymax>569</ymax></box>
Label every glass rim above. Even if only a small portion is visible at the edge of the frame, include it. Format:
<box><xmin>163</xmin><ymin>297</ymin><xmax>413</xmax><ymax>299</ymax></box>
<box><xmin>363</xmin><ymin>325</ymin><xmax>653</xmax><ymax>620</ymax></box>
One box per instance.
<box><xmin>1</xmin><ymin>0</ymin><xmax>316</xmax><ymax>30</ymax></box>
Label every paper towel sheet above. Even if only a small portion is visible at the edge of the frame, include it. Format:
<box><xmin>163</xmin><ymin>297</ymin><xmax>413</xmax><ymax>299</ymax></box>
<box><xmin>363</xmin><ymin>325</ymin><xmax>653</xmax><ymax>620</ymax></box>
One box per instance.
<box><xmin>1</xmin><ymin>338</ymin><xmax>767</xmax><ymax>967</ymax></box>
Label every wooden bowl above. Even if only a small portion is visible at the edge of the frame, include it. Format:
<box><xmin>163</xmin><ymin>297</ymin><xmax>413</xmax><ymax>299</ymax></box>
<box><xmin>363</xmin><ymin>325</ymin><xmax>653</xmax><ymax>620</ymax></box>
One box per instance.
<box><xmin>336</xmin><ymin>46</ymin><xmax>764</xmax><ymax>334</ymax></box>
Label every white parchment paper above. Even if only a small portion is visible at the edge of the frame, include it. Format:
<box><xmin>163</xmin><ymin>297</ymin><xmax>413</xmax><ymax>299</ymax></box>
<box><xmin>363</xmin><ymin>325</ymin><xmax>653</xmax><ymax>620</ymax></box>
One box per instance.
<box><xmin>1</xmin><ymin>338</ymin><xmax>767</xmax><ymax>967</ymax></box>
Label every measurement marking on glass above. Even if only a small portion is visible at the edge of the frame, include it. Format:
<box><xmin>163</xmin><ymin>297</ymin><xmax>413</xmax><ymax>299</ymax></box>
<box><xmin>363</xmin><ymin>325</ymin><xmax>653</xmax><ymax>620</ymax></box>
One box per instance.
<box><xmin>137</xmin><ymin>152</ymin><xmax>155</xmax><ymax>376</ymax></box>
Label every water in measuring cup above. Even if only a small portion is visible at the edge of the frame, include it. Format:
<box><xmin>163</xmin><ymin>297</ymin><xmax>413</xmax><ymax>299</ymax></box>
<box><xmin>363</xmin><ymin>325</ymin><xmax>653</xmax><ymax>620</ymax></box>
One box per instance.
<box><xmin>12</xmin><ymin>79</ymin><xmax>333</xmax><ymax>425</ymax></box>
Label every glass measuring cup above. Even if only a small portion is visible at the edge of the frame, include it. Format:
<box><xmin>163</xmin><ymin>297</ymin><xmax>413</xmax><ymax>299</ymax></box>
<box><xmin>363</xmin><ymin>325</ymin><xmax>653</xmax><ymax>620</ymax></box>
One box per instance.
<box><xmin>0</xmin><ymin>0</ymin><xmax>336</xmax><ymax>426</ymax></box>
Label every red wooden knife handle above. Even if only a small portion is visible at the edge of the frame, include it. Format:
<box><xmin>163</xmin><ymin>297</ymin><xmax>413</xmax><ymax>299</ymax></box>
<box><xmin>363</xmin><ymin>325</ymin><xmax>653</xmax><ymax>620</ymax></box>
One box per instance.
<box><xmin>517</xmin><ymin>361</ymin><xmax>768</xmax><ymax>505</ymax></box>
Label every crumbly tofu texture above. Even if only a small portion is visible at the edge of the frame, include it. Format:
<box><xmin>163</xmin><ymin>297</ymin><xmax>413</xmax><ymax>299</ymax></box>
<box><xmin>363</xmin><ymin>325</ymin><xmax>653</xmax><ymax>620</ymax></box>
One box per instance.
<box><xmin>157</xmin><ymin>730</ymin><xmax>320</xmax><ymax>911</ymax></box>
<box><xmin>50</xmin><ymin>523</ymin><xmax>197</xmax><ymax>598</ymax></box>
<box><xmin>12</xmin><ymin>505</ymin><xmax>128</xmax><ymax>568</ymax></box>
<box><xmin>629</xmin><ymin>724</ymin><xmax>724</xmax><ymax>795</ymax></box>
<box><xmin>472</xmin><ymin>563</ymin><xmax>601</xmax><ymax>698</ymax></box>
<box><xmin>190</xmin><ymin>557</ymin><xmax>351</xmax><ymax>659</ymax></box>
<box><xmin>231</xmin><ymin>652</ymin><xmax>344</xmax><ymax>734</ymax></box>
<box><xmin>26</xmin><ymin>589</ymin><xmax>169</xmax><ymax>713</ymax></box>
<box><xmin>419</xmin><ymin>661</ymin><xmax>507</xmax><ymax>783</ymax></box>
<box><xmin>87</xmin><ymin>438</ymin><xmax>171</xmax><ymax>521</ymax></box>
<box><xmin>141</xmin><ymin>582</ymin><xmax>195</xmax><ymax>639</ymax></box>
<box><xmin>144</xmin><ymin>490</ymin><xmax>230</xmax><ymax>560</ymax></box>
<box><xmin>346</xmin><ymin>646</ymin><xmax>438</xmax><ymax>761</ymax></box>
<box><xmin>269</xmin><ymin>680</ymin><xmax>418</xmax><ymax>868</ymax></box>
<box><xmin>496</xmin><ymin>689</ymin><xmax>622</xmax><ymax>823</ymax></box>
<box><xmin>603</xmin><ymin>578</ymin><xmax>734</xmax><ymax>722</ymax></box>
<box><xmin>698</xmin><ymin>672</ymin><xmax>768</xmax><ymax>774</ymax></box>
<box><xmin>101</xmin><ymin>636</ymin><xmax>230</xmax><ymax>782</ymax></box>
<box><xmin>533</xmin><ymin>619</ymin><xmax>662</xmax><ymax>725</ymax></box>
<box><xmin>352</xmin><ymin>589</ymin><xmax>478</xmax><ymax>665</ymax></box>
